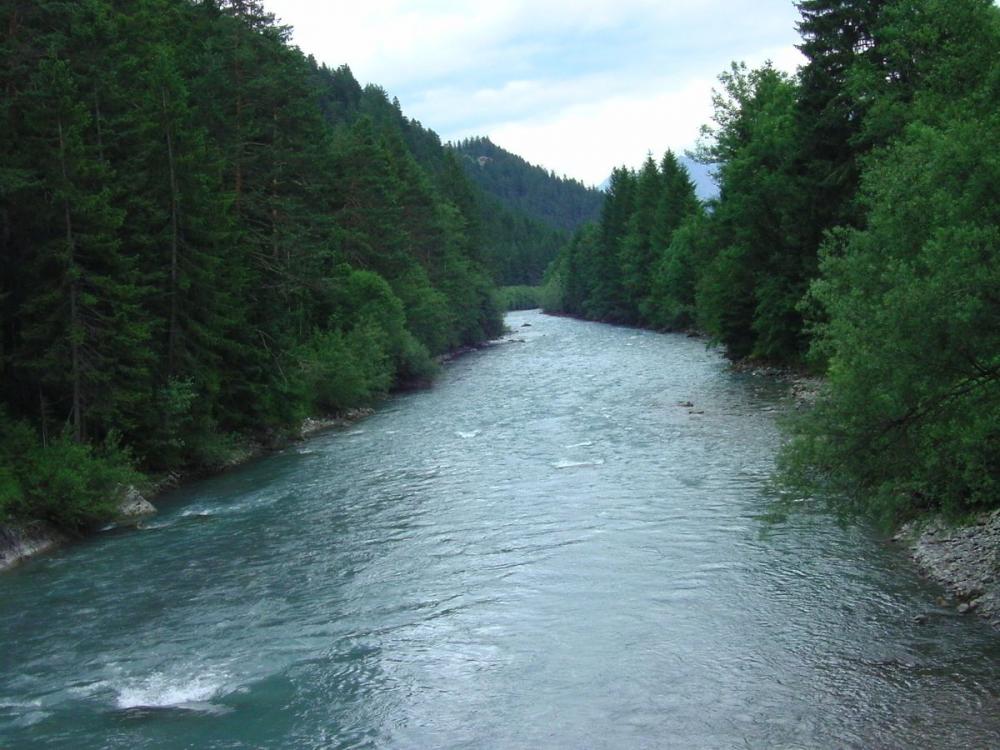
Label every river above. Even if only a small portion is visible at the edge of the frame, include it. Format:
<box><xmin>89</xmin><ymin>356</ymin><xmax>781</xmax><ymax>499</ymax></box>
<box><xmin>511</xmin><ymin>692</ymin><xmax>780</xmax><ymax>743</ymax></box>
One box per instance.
<box><xmin>2</xmin><ymin>310</ymin><xmax>999</xmax><ymax>749</ymax></box>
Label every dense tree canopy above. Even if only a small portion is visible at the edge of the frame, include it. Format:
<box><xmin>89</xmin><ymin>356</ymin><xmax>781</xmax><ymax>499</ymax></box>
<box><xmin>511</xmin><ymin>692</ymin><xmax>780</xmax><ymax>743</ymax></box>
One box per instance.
<box><xmin>451</xmin><ymin>137</ymin><xmax>605</xmax><ymax>287</ymax></box>
<box><xmin>0</xmin><ymin>0</ymin><xmax>504</xmax><ymax>529</ymax></box>
<box><xmin>451</xmin><ymin>137</ymin><xmax>604</xmax><ymax>233</ymax></box>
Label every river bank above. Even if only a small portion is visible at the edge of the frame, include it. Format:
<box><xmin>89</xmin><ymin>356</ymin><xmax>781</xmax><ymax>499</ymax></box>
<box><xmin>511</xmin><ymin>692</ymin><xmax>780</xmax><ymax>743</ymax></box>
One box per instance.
<box><xmin>895</xmin><ymin>510</ymin><xmax>1000</xmax><ymax>629</ymax></box>
<box><xmin>727</xmin><ymin>355</ymin><xmax>1000</xmax><ymax>630</ymax></box>
<box><xmin>0</xmin><ymin>408</ymin><xmax>376</xmax><ymax>573</ymax></box>
<box><xmin>727</xmin><ymin>355</ymin><xmax>1000</xmax><ymax>631</ymax></box>
<box><xmin>0</xmin><ymin>334</ymin><xmax>523</xmax><ymax>574</ymax></box>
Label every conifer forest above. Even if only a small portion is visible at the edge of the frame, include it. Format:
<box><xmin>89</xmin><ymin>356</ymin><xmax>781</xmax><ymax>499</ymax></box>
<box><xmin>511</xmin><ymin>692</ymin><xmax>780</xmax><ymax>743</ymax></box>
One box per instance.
<box><xmin>1</xmin><ymin>0</ymin><xmax>998</xmax><ymax>532</ymax></box>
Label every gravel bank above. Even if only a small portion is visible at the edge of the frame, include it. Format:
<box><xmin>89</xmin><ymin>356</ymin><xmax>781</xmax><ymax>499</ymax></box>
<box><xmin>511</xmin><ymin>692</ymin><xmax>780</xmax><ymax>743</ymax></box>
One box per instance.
<box><xmin>896</xmin><ymin>510</ymin><xmax>1000</xmax><ymax>629</ymax></box>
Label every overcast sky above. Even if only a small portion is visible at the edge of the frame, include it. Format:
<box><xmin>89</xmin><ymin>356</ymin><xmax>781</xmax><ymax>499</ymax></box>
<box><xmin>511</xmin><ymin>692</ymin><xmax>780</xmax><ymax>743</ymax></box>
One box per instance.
<box><xmin>265</xmin><ymin>1</ymin><xmax>805</xmax><ymax>186</ymax></box>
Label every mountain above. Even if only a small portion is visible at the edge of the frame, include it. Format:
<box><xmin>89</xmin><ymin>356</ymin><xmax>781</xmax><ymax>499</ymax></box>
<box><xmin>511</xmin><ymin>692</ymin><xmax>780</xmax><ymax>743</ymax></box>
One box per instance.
<box><xmin>450</xmin><ymin>137</ymin><xmax>605</xmax><ymax>233</ymax></box>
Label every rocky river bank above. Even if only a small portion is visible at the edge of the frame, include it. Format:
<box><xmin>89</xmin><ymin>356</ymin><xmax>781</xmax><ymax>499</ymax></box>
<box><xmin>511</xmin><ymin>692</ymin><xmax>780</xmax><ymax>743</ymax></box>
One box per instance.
<box><xmin>739</xmin><ymin>360</ymin><xmax>999</xmax><ymax>631</ymax></box>
<box><xmin>896</xmin><ymin>510</ymin><xmax>1000</xmax><ymax>629</ymax></box>
<box><xmin>0</xmin><ymin>408</ymin><xmax>377</xmax><ymax>573</ymax></box>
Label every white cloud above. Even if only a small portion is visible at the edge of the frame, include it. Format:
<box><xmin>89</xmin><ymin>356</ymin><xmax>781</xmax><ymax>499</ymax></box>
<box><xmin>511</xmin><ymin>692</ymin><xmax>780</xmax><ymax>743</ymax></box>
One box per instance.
<box><xmin>478</xmin><ymin>77</ymin><xmax>717</xmax><ymax>185</ymax></box>
<box><xmin>266</xmin><ymin>0</ymin><xmax>805</xmax><ymax>183</ymax></box>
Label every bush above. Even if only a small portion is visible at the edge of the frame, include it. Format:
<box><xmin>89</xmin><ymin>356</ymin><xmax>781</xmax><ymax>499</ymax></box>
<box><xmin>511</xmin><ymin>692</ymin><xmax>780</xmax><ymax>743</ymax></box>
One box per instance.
<box><xmin>0</xmin><ymin>415</ymin><xmax>142</xmax><ymax>531</ymax></box>
<box><xmin>297</xmin><ymin>326</ymin><xmax>392</xmax><ymax>413</ymax></box>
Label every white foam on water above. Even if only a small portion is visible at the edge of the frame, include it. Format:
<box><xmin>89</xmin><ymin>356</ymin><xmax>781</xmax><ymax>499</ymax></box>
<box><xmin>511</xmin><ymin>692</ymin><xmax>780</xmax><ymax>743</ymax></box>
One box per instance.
<box><xmin>141</xmin><ymin>520</ymin><xmax>174</xmax><ymax>530</ymax></box>
<box><xmin>0</xmin><ymin>698</ymin><xmax>49</xmax><ymax>729</ymax></box>
<box><xmin>551</xmin><ymin>459</ymin><xmax>605</xmax><ymax>470</ymax></box>
<box><xmin>178</xmin><ymin>496</ymin><xmax>271</xmax><ymax>518</ymax></box>
<box><xmin>180</xmin><ymin>508</ymin><xmax>215</xmax><ymax>518</ymax></box>
<box><xmin>565</xmin><ymin>441</ymin><xmax>594</xmax><ymax>449</ymax></box>
<box><xmin>114</xmin><ymin>671</ymin><xmax>229</xmax><ymax>710</ymax></box>
<box><xmin>67</xmin><ymin>680</ymin><xmax>107</xmax><ymax>698</ymax></box>
<box><xmin>13</xmin><ymin>709</ymin><xmax>50</xmax><ymax>727</ymax></box>
<box><xmin>456</xmin><ymin>430</ymin><xmax>480</xmax><ymax>439</ymax></box>
<box><xmin>0</xmin><ymin>698</ymin><xmax>42</xmax><ymax>709</ymax></box>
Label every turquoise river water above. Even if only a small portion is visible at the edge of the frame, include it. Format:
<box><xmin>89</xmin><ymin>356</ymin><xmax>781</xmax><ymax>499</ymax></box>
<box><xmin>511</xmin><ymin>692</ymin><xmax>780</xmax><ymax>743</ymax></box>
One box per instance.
<box><xmin>2</xmin><ymin>310</ymin><xmax>999</xmax><ymax>749</ymax></box>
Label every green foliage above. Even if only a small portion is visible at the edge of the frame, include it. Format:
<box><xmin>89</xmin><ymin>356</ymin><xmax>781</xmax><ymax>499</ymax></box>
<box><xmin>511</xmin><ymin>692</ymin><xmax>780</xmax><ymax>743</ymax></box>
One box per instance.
<box><xmin>0</xmin><ymin>0</ymin><xmax>505</xmax><ymax>527</ymax></box>
<box><xmin>446</xmin><ymin>136</ymin><xmax>604</xmax><ymax>288</ymax></box>
<box><xmin>619</xmin><ymin>156</ymin><xmax>664</xmax><ymax>323</ymax></box>
<box><xmin>0</xmin><ymin>414</ymin><xmax>140</xmax><ymax>531</ymax></box>
<box><xmin>496</xmin><ymin>286</ymin><xmax>543</xmax><ymax>312</ymax></box>
<box><xmin>695</xmin><ymin>244</ymin><xmax>757</xmax><ymax>359</ymax></box>
<box><xmin>475</xmin><ymin>195</ymin><xmax>568</xmax><ymax>286</ymax></box>
<box><xmin>296</xmin><ymin>327</ymin><xmax>392</xmax><ymax>413</ymax></box>
<box><xmin>545</xmin><ymin>153</ymin><xmax>701</xmax><ymax>326</ymax></box>
<box><xmin>780</xmin><ymin>0</ymin><xmax>1000</xmax><ymax>520</ymax></box>
<box><xmin>646</xmin><ymin>211</ymin><xmax>711</xmax><ymax>330</ymax></box>
<box><xmin>784</xmin><ymin>112</ymin><xmax>1000</xmax><ymax>520</ymax></box>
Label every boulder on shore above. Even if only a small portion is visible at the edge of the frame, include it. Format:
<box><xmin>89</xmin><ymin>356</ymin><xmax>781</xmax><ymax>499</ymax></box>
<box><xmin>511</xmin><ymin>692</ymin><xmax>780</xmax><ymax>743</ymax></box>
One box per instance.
<box><xmin>116</xmin><ymin>486</ymin><xmax>157</xmax><ymax>521</ymax></box>
<box><xmin>0</xmin><ymin>522</ymin><xmax>68</xmax><ymax>572</ymax></box>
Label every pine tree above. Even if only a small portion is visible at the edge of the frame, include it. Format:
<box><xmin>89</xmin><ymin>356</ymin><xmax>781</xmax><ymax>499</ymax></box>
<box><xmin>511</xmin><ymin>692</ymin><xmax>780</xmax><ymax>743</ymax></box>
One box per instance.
<box><xmin>589</xmin><ymin>167</ymin><xmax>635</xmax><ymax>321</ymax></box>
<box><xmin>651</xmin><ymin>151</ymin><xmax>698</xmax><ymax>249</ymax></box>
<box><xmin>795</xmin><ymin>0</ymin><xmax>888</xmax><ymax>232</ymax></box>
<box><xmin>619</xmin><ymin>156</ymin><xmax>663</xmax><ymax>324</ymax></box>
<box><xmin>18</xmin><ymin>57</ymin><xmax>150</xmax><ymax>441</ymax></box>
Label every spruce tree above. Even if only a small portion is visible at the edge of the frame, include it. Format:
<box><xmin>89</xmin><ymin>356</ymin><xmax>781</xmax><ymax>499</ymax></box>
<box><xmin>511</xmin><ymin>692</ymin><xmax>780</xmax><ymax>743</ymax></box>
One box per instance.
<box><xmin>618</xmin><ymin>156</ymin><xmax>663</xmax><ymax>324</ymax></box>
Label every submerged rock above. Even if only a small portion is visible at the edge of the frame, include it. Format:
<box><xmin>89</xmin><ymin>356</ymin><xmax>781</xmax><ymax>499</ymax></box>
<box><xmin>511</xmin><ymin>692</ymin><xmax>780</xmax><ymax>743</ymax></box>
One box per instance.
<box><xmin>300</xmin><ymin>408</ymin><xmax>375</xmax><ymax>438</ymax></box>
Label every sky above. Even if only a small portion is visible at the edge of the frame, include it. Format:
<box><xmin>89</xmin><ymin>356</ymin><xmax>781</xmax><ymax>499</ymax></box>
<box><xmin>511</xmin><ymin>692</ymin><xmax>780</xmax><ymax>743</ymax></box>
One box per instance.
<box><xmin>264</xmin><ymin>1</ymin><xmax>806</xmax><ymax>187</ymax></box>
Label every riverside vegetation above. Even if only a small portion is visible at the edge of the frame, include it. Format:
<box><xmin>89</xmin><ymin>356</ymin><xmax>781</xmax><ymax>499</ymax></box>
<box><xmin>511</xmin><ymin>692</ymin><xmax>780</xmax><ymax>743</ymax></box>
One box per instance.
<box><xmin>0</xmin><ymin>0</ymin><xmax>605</xmax><ymax>537</ymax></box>
<box><xmin>541</xmin><ymin>0</ymin><xmax>1000</xmax><ymax>526</ymax></box>
<box><xmin>0</xmin><ymin>0</ymin><xmax>511</xmax><ymax>533</ymax></box>
<box><xmin>2</xmin><ymin>0</ymin><xmax>998</xmax><ymax>545</ymax></box>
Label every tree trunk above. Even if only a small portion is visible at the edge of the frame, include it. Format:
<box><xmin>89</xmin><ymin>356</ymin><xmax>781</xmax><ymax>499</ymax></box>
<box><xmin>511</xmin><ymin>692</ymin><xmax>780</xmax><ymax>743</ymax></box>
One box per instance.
<box><xmin>93</xmin><ymin>88</ymin><xmax>105</xmax><ymax>163</ymax></box>
<box><xmin>163</xmin><ymin>87</ymin><xmax>181</xmax><ymax>375</ymax></box>
<box><xmin>57</xmin><ymin>117</ymin><xmax>82</xmax><ymax>442</ymax></box>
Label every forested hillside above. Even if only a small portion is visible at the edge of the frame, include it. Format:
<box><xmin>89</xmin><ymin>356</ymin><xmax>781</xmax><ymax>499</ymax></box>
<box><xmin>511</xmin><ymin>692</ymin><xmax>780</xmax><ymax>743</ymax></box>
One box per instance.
<box><xmin>448</xmin><ymin>137</ymin><xmax>604</xmax><ymax>287</ymax></box>
<box><xmin>474</xmin><ymin>201</ymin><xmax>566</xmax><ymax>287</ymax></box>
<box><xmin>543</xmin><ymin>0</ymin><xmax>1000</xmax><ymax>522</ymax></box>
<box><xmin>452</xmin><ymin>137</ymin><xmax>604</xmax><ymax>232</ymax></box>
<box><xmin>0</xmin><ymin>0</ymin><xmax>504</xmax><ymax>529</ymax></box>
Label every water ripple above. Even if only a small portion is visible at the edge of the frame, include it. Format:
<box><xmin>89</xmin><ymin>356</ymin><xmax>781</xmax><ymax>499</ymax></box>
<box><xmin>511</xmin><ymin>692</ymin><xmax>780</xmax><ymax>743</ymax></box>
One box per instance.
<box><xmin>1</xmin><ymin>311</ymin><xmax>999</xmax><ymax>748</ymax></box>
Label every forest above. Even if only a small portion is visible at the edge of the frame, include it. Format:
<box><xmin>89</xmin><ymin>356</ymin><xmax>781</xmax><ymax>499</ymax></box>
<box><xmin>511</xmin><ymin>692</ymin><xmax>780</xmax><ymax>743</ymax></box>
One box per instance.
<box><xmin>452</xmin><ymin>137</ymin><xmax>603</xmax><ymax>287</ymax></box>
<box><xmin>0</xmin><ymin>0</ymin><xmax>514</xmax><ymax>530</ymax></box>
<box><xmin>542</xmin><ymin>0</ymin><xmax>1000</xmax><ymax>522</ymax></box>
<box><xmin>451</xmin><ymin>137</ymin><xmax>604</xmax><ymax>233</ymax></box>
<box><xmin>2</xmin><ymin>0</ymin><xmax>997</xmax><ymax>533</ymax></box>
